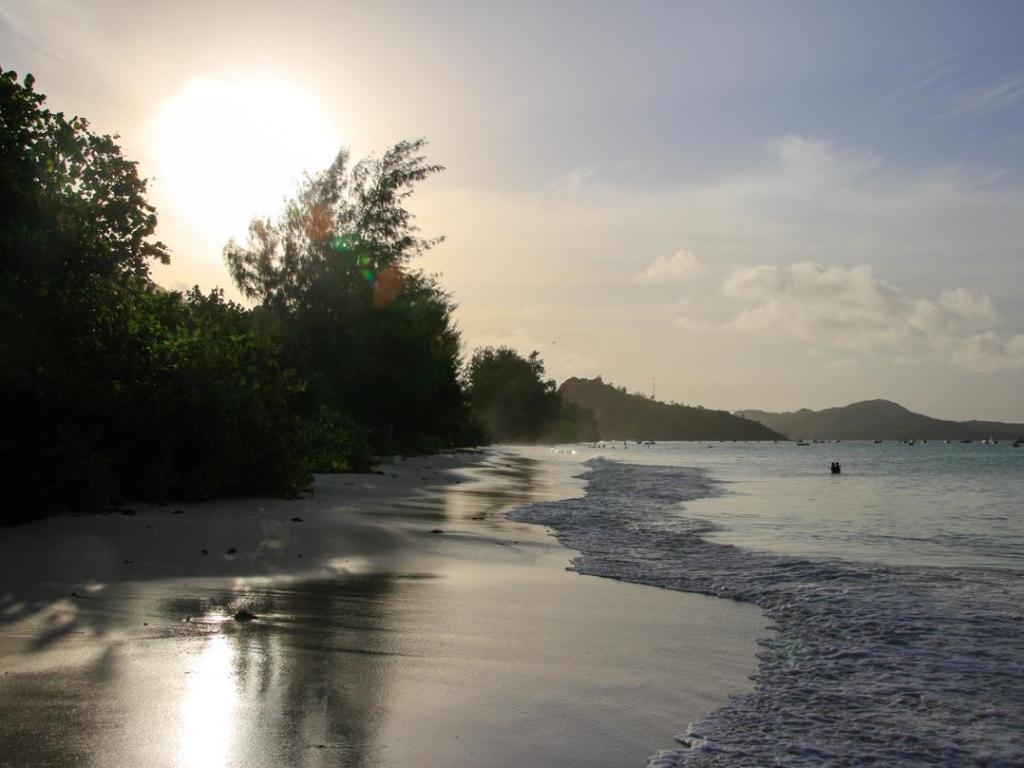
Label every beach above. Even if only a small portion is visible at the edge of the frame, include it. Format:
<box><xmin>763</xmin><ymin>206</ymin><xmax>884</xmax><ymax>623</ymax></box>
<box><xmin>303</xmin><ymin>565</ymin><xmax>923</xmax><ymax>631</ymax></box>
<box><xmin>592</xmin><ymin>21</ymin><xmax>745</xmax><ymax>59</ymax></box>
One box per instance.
<box><xmin>0</xmin><ymin>448</ymin><xmax>764</xmax><ymax>768</ymax></box>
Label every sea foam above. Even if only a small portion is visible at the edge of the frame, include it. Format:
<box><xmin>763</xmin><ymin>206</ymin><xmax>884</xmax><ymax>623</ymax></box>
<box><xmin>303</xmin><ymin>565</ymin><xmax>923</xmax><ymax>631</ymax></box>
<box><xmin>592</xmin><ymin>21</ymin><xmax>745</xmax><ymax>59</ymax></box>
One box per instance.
<box><xmin>510</xmin><ymin>458</ymin><xmax>1024</xmax><ymax>767</ymax></box>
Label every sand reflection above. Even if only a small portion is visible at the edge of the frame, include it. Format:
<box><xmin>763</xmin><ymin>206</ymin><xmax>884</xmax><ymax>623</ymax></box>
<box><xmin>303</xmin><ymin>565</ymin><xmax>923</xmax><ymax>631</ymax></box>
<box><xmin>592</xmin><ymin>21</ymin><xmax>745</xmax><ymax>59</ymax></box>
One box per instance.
<box><xmin>0</xmin><ymin>453</ymin><xmax>764</xmax><ymax>768</ymax></box>
<box><xmin>179</xmin><ymin>634</ymin><xmax>238</xmax><ymax>768</ymax></box>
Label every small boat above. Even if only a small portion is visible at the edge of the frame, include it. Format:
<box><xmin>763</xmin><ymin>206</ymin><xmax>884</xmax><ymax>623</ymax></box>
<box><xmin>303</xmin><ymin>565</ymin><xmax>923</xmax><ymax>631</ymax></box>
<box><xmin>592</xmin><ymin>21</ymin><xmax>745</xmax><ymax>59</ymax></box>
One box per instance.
<box><xmin>796</xmin><ymin>441</ymin><xmax>810</xmax><ymax>446</ymax></box>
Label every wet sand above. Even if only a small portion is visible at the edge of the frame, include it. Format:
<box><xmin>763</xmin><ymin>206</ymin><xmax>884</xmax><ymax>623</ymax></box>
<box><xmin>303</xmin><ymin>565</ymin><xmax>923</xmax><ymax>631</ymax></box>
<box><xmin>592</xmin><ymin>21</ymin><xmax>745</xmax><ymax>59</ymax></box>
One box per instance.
<box><xmin>0</xmin><ymin>449</ymin><xmax>764</xmax><ymax>768</ymax></box>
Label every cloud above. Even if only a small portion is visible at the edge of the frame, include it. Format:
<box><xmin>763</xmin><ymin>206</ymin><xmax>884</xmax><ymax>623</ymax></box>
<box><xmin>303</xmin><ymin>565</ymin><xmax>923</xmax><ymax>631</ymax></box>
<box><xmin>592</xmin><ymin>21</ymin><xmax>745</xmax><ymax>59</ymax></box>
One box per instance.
<box><xmin>414</xmin><ymin>131</ymin><xmax>1024</xmax><ymax>301</ymax></box>
<box><xmin>415</xmin><ymin>132</ymin><xmax>1024</xmax><ymax>402</ymax></box>
<box><xmin>767</xmin><ymin>135</ymin><xmax>881</xmax><ymax>187</ymax></box>
<box><xmin>937</xmin><ymin>287</ymin><xmax>998</xmax><ymax>326</ymax></box>
<box><xmin>635</xmin><ymin>250</ymin><xmax>706</xmax><ymax>284</ymax></box>
<box><xmin>951</xmin><ymin>332</ymin><xmax>1024</xmax><ymax>372</ymax></box>
<box><xmin>945</xmin><ymin>73</ymin><xmax>1024</xmax><ymax>118</ymax></box>
<box><xmin>721</xmin><ymin>262</ymin><xmax>914</xmax><ymax>351</ymax></box>
<box><xmin>684</xmin><ymin>261</ymin><xmax>1024</xmax><ymax>370</ymax></box>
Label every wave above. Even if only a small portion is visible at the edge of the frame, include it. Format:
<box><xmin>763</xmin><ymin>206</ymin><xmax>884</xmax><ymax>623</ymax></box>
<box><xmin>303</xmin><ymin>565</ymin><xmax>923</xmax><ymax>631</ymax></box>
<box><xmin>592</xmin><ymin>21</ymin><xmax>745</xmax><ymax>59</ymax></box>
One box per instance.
<box><xmin>509</xmin><ymin>458</ymin><xmax>1024</xmax><ymax>767</ymax></box>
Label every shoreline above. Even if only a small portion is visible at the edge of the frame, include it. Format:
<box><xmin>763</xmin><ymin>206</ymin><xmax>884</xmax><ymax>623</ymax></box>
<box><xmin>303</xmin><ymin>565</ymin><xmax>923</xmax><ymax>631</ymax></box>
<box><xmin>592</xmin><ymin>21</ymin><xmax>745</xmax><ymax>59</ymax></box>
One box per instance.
<box><xmin>0</xmin><ymin>447</ymin><xmax>765</xmax><ymax>768</ymax></box>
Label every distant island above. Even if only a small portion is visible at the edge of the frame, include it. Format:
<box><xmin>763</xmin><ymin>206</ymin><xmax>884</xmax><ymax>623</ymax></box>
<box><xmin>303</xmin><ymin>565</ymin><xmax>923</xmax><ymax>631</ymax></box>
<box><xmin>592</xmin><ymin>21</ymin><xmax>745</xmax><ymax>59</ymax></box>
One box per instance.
<box><xmin>736</xmin><ymin>399</ymin><xmax>1024</xmax><ymax>441</ymax></box>
<box><xmin>560</xmin><ymin>377</ymin><xmax>783</xmax><ymax>441</ymax></box>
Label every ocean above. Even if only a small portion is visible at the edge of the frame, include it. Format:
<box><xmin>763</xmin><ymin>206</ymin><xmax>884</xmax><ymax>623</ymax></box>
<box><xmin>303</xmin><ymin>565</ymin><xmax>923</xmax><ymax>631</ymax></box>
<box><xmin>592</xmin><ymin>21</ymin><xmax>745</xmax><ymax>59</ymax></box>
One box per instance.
<box><xmin>508</xmin><ymin>441</ymin><xmax>1024</xmax><ymax>766</ymax></box>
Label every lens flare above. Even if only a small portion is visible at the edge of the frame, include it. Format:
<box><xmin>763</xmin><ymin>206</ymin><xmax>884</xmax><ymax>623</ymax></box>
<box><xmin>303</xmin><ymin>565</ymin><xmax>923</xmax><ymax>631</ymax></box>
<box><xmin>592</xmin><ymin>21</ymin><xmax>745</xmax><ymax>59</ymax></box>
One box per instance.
<box><xmin>373</xmin><ymin>266</ymin><xmax>405</xmax><ymax>309</ymax></box>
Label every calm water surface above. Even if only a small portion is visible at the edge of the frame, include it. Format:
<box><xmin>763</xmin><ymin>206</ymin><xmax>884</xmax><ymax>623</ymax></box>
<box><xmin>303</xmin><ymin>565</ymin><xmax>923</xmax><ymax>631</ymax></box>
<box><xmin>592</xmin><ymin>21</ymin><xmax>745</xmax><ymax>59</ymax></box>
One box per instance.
<box><xmin>556</xmin><ymin>440</ymin><xmax>1024</xmax><ymax>570</ymax></box>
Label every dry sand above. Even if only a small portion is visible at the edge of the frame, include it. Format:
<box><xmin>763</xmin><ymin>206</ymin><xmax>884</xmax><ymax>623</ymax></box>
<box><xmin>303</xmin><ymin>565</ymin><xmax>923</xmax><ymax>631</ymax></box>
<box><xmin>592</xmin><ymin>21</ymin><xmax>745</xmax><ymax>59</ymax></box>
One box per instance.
<box><xmin>0</xmin><ymin>448</ymin><xmax>765</xmax><ymax>768</ymax></box>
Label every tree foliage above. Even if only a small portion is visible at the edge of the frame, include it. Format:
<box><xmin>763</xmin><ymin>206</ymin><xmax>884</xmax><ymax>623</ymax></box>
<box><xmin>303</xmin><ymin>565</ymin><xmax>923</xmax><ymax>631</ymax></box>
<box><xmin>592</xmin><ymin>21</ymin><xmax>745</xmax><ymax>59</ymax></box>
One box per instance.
<box><xmin>466</xmin><ymin>347</ymin><xmax>597</xmax><ymax>443</ymax></box>
<box><xmin>224</xmin><ymin>140</ymin><xmax>443</xmax><ymax>306</ymax></box>
<box><xmin>111</xmin><ymin>287</ymin><xmax>314</xmax><ymax>501</ymax></box>
<box><xmin>1</xmin><ymin>70</ymin><xmax>483</xmax><ymax>524</ymax></box>
<box><xmin>224</xmin><ymin>140</ymin><xmax>479</xmax><ymax>452</ymax></box>
<box><xmin>0</xmin><ymin>70</ymin><xmax>318</xmax><ymax>522</ymax></box>
<box><xmin>2</xmin><ymin>68</ymin><xmax>166</xmax><ymax>519</ymax></box>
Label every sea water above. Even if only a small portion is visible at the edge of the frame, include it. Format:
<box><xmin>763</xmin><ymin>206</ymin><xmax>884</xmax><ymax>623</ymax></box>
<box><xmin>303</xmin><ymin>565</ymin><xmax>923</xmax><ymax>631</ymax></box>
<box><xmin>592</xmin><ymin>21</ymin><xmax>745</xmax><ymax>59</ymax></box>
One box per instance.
<box><xmin>508</xmin><ymin>441</ymin><xmax>1024</xmax><ymax>766</ymax></box>
<box><xmin>592</xmin><ymin>440</ymin><xmax>1024</xmax><ymax>570</ymax></box>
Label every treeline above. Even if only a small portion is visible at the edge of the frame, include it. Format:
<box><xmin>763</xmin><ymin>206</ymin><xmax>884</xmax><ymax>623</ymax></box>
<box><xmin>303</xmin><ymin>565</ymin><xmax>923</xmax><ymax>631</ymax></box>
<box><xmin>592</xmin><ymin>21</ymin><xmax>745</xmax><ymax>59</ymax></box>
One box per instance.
<box><xmin>1</xmin><ymin>70</ymin><xmax>486</xmax><ymax>523</ymax></box>
<box><xmin>2</xmin><ymin>69</ymin><xmax>761</xmax><ymax>526</ymax></box>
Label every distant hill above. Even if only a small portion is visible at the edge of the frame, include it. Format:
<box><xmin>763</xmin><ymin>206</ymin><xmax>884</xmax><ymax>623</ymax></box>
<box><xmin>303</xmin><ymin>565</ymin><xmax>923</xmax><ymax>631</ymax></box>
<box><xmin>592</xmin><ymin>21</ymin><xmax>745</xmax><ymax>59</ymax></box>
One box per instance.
<box><xmin>736</xmin><ymin>400</ymin><xmax>1024</xmax><ymax>441</ymax></box>
<box><xmin>960</xmin><ymin>419</ymin><xmax>1024</xmax><ymax>440</ymax></box>
<box><xmin>559</xmin><ymin>377</ymin><xmax>783</xmax><ymax>441</ymax></box>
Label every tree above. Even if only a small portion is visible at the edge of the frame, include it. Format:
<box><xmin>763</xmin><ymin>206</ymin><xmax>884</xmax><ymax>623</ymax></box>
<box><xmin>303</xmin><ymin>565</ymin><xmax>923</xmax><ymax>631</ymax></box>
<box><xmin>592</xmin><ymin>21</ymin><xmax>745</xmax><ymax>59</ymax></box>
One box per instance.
<box><xmin>224</xmin><ymin>139</ymin><xmax>443</xmax><ymax>306</ymax></box>
<box><xmin>466</xmin><ymin>347</ymin><xmax>595</xmax><ymax>443</ymax></box>
<box><xmin>0</xmin><ymin>70</ymin><xmax>318</xmax><ymax>521</ymax></box>
<box><xmin>111</xmin><ymin>287</ymin><xmax>317</xmax><ymax>501</ymax></box>
<box><xmin>224</xmin><ymin>140</ymin><xmax>478</xmax><ymax>453</ymax></box>
<box><xmin>1</xmin><ymin>68</ymin><xmax>173</xmax><ymax>518</ymax></box>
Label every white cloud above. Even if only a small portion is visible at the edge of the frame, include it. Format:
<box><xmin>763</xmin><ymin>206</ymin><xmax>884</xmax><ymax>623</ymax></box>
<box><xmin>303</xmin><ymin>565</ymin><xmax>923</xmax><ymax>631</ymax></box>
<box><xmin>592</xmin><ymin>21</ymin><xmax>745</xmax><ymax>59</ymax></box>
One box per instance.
<box><xmin>721</xmin><ymin>262</ymin><xmax>914</xmax><ymax>351</ymax></box>
<box><xmin>950</xmin><ymin>332</ymin><xmax>1024</xmax><ymax>372</ymax></box>
<box><xmin>635</xmin><ymin>250</ymin><xmax>706</xmax><ymax>284</ymax></box>
<box><xmin>938</xmin><ymin>287</ymin><xmax>998</xmax><ymax>326</ymax></box>
<box><xmin>768</xmin><ymin>135</ymin><xmax>881</xmax><ymax>187</ymax></box>
<box><xmin>678</xmin><ymin>261</ymin><xmax>1024</xmax><ymax>371</ymax></box>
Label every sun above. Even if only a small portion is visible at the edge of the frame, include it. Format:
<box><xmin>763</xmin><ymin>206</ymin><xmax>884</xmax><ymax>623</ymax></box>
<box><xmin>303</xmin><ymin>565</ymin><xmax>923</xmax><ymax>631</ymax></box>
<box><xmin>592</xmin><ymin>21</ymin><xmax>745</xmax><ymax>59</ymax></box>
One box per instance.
<box><xmin>150</xmin><ymin>76</ymin><xmax>337</xmax><ymax>248</ymax></box>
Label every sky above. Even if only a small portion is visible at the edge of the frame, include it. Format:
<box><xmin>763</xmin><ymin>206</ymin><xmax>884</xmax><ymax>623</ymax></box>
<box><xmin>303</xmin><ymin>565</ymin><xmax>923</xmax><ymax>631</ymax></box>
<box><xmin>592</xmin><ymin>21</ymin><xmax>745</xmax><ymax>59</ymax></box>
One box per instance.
<box><xmin>3</xmin><ymin>0</ymin><xmax>1024</xmax><ymax>421</ymax></box>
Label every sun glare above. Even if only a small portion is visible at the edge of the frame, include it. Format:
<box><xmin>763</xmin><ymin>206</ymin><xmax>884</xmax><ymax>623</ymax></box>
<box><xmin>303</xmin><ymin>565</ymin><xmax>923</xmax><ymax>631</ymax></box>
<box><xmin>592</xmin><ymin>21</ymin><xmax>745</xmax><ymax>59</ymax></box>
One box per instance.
<box><xmin>150</xmin><ymin>77</ymin><xmax>337</xmax><ymax>249</ymax></box>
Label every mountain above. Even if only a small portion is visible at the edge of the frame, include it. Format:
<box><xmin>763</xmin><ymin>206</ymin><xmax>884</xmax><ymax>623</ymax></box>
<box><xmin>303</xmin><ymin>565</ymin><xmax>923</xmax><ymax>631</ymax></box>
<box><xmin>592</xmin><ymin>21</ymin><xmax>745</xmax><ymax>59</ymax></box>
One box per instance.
<box><xmin>559</xmin><ymin>377</ymin><xmax>783</xmax><ymax>441</ymax></box>
<box><xmin>735</xmin><ymin>400</ymin><xmax>1024</xmax><ymax>441</ymax></box>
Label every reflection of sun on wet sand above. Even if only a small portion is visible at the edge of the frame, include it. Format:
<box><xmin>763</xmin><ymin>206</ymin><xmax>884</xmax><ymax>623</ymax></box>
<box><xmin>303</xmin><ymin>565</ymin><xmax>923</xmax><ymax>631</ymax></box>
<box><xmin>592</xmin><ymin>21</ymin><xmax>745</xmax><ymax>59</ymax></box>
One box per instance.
<box><xmin>0</xmin><ymin>449</ymin><xmax>764</xmax><ymax>768</ymax></box>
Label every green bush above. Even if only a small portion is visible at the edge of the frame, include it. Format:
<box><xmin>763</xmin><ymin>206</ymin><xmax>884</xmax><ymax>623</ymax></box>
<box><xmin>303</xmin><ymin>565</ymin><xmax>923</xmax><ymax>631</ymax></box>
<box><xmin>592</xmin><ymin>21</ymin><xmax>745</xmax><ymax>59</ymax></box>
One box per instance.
<box><xmin>112</xmin><ymin>287</ymin><xmax>313</xmax><ymax>501</ymax></box>
<box><xmin>302</xmin><ymin>406</ymin><xmax>374</xmax><ymax>474</ymax></box>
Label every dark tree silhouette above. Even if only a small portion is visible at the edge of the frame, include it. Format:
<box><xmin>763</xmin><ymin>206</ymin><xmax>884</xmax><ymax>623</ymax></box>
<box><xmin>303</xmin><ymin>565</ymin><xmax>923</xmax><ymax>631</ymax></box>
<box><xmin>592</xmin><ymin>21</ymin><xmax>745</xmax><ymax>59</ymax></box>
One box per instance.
<box><xmin>224</xmin><ymin>139</ymin><xmax>443</xmax><ymax>306</ymax></box>
<box><xmin>224</xmin><ymin>140</ymin><xmax>478</xmax><ymax>453</ymax></box>
<box><xmin>467</xmin><ymin>347</ymin><xmax>597</xmax><ymax>443</ymax></box>
<box><xmin>1</xmin><ymin>71</ymin><xmax>481</xmax><ymax>523</ymax></box>
<box><xmin>2</xmin><ymin>68</ymin><xmax>170</xmax><ymax>517</ymax></box>
<box><xmin>0</xmin><ymin>70</ymin><xmax>314</xmax><ymax>521</ymax></box>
